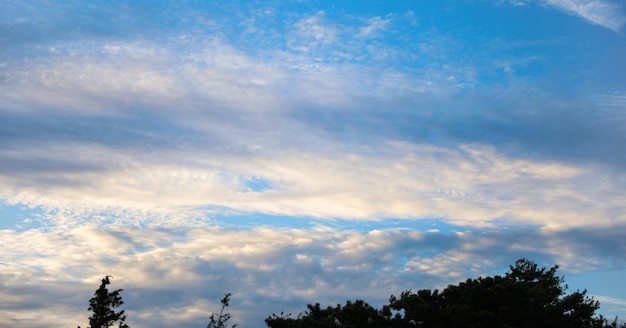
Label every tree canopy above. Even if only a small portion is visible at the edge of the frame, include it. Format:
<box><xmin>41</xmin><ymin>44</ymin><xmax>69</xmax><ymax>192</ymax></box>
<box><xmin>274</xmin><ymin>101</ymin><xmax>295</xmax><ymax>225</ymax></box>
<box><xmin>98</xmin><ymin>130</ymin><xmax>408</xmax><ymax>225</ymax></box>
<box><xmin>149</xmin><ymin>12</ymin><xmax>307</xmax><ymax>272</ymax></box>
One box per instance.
<box><xmin>266</xmin><ymin>259</ymin><xmax>621</xmax><ymax>328</ymax></box>
<box><xmin>86</xmin><ymin>276</ymin><xmax>129</xmax><ymax>328</ymax></box>
<box><xmin>73</xmin><ymin>259</ymin><xmax>623</xmax><ymax>327</ymax></box>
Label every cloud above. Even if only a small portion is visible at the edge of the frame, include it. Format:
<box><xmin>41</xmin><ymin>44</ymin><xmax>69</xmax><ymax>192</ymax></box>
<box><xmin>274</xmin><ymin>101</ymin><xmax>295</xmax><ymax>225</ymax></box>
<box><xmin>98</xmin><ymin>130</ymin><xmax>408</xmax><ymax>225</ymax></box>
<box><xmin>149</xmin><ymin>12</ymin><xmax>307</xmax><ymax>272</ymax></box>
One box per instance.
<box><xmin>1</xmin><ymin>2</ymin><xmax>625</xmax><ymax>326</ymax></box>
<box><xmin>3</xmin><ymin>6</ymin><xmax>624</xmax><ymax>154</ymax></box>
<box><xmin>2</xmin><ymin>137</ymin><xmax>624</xmax><ymax>229</ymax></box>
<box><xmin>357</xmin><ymin>16</ymin><xmax>391</xmax><ymax>37</ymax></box>
<box><xmin>594</xmin><ymin>295</ymin><xmax>626</xmax><ymax>316</ymax></box>
<box><xmin>1</xmin><ymin>25</ymin><xmax>623</xmax><ymax>229</ymax></box>
<box><xmin>288</xmin><ymin>12</ymin><xmax>339</xmax><ymax>53</ymax></box>
<box><xmin>1</xmin><ymin>223</ymin><xmax>625</xmax><ymax>327</ymax></box>
<box><xmin>541</xmin><ymin>0</ymin><xmax>626</xmax><ymax>32</ymax></box>
<box><xmin>500</xmin><ymin>1</ymin><xmax>626</xmax><ymax>32</ymax></box>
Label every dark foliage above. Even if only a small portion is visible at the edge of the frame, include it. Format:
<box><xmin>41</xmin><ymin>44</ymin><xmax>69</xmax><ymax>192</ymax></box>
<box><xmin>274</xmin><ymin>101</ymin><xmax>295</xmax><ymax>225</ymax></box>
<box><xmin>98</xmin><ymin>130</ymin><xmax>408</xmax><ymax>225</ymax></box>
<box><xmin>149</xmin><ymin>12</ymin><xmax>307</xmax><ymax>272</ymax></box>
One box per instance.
<box><xmin>207</xmin><ymin>293</ymin><xmax>238</xmax><ymax>328</ymax></box>
<box><xmin>388</xmin><ymin>259</ymin><xmax>603</xmax><ymax>328</ymax></box>
<box><xmin>86</xmin><ymin>276</ymin><xmax>129</xmax><ymax>328</ymax></box>
<box><xmin>266</xmin><ymin>259</ymin><xmax>622</xmax><ymax>328</ymax></box>
<box><xmin>266</xmin><ymin>300</ymin><xmax>389</xmax><ymax>328</ymax></box>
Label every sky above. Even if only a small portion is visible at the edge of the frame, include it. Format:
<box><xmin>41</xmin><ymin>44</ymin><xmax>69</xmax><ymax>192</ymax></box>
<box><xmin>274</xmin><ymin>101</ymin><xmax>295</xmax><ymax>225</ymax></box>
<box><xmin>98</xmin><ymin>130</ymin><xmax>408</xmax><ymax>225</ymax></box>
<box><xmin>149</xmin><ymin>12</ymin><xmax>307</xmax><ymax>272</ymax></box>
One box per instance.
<box><xmin>1</xmin><ymin>0</ymin><xmax>626</xmax><ymax>327</ymax></box>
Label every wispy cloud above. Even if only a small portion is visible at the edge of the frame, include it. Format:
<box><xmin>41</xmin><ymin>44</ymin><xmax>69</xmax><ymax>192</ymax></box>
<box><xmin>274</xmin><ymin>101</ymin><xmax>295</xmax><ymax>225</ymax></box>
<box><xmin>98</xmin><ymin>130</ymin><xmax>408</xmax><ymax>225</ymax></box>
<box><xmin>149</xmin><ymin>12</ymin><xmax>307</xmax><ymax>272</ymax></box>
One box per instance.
<box><xmin>2</xmin><ymin>138</ymin><xmax>623</xmax><ymax>229</ymax></box>
<box><xmin>357</xmin><ymin>16</ymin><xmax>391</xmax><ymax>37</ymax></box>
<box><xmin>1</xmin><ymin>1</ymin><xmax>625</xmax><ymax>327</ymax></box>
<box><xmin>594</xmin><ymin>295</ymin><xmax>626</xmax><ymax>314</ymax></box>
<box><xmin>1</xmin><ymin>22</ymin><xmax>624</xmax><ymax>228</ymax></box>
<box><xmin>289</xmin><ymin>12</ymin><xmax>339</xmax><ymax>53</ymax></box>
<box><xmin>542</xmin><ymin>0</ymin><xmax>625</xmax><ymax>32</ymax></box>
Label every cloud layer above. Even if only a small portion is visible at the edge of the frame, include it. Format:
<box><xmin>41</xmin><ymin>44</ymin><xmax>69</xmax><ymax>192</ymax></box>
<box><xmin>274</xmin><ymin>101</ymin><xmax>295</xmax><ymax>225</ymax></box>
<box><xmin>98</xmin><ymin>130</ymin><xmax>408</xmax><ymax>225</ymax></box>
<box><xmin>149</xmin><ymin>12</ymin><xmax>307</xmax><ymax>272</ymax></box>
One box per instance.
<box><xmin>1</xmin><ymin>1</ymin><xmax>626</xmax><ymax>327</ymax></box>
<box><xmin>2</xmin><ymin>221</ymin><xmax>626</xmax><ymax>327</ymax></box>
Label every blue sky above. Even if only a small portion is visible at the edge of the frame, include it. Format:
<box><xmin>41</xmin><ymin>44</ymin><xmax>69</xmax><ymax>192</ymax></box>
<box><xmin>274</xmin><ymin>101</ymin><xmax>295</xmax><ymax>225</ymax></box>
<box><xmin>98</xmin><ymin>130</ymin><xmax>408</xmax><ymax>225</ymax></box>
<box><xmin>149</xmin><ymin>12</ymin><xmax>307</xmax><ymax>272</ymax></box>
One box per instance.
<box><xmin>1</xmin><ymin>0</ymin><xmax>626</xmax><ymax>327</ymax></box>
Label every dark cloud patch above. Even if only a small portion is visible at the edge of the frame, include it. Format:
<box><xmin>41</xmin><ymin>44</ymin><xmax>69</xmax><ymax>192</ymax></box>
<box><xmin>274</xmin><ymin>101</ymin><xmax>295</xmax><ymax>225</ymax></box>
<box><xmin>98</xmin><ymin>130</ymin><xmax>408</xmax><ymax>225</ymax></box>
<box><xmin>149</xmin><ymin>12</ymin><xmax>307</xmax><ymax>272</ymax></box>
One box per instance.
<box><xmin>0</xmin><ymin>107</ymin><xmax>199</xmax><ymax>151</ymax></box>
<box><xmin>0</xmin><ymin>156</ymin><xmax>104</xmax><ymax>178</ymax></box>
<box><xmin>292</xmin><ymin>88</ymin><xmax>626</xmax><ymax>169</ymax></box>
<box><xmin>551</xmin><ymin>224</ymin><xmax>626</xmax><ymax>267</ymax></box>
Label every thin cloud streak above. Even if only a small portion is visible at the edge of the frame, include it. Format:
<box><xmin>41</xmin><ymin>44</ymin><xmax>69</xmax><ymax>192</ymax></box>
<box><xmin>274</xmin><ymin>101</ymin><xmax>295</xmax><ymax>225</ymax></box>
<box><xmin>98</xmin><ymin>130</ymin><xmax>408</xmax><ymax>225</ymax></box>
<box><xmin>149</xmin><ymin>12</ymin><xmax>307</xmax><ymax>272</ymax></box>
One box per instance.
<box><xmin>542</xmin><ymin>0</ymin><xmax>626</xmax><ymax>32</ymax></box>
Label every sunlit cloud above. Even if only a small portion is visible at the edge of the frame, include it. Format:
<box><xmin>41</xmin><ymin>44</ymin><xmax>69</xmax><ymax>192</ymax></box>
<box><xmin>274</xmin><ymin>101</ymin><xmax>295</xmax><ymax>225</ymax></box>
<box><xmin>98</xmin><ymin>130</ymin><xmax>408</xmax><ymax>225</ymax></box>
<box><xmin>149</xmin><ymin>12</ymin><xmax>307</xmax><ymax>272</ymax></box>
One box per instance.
<box><xmin>508</xmin><ymin>0</ymin><xmax>626</xmax><ymax>32</ymax></box>
<box><xmin>543</xmin><ymin>0</ymin><xmax>626</xmax><ymax>32</ymax></box>
<box><xmin>2</xmin><ymin>223</ymin><xmax>625</xmax><ymax>326</ymax></box>
<box><xmin>2</xmin><ymin>139</ymin><xmax>622</xmax><ymax>229</ymax></box>
<box><xmin>1</xmin><ymin>1</ymin><xmax>625</xmax><ymax>327</ymax></box>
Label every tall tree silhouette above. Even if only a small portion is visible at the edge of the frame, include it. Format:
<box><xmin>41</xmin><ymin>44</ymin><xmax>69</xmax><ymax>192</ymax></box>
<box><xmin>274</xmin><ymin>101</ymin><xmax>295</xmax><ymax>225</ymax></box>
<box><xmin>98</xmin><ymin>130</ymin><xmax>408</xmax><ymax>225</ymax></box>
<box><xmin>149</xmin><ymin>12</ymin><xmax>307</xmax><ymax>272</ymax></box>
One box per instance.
<box><xmin>87</xmin><ymin>276</ymin><xmax>129</xmax><ymax>328</ymax></box>
<box><xmin>207</xmin><ymin>293</ymin><xmax>238</xmax><ymax>328</ymax></box>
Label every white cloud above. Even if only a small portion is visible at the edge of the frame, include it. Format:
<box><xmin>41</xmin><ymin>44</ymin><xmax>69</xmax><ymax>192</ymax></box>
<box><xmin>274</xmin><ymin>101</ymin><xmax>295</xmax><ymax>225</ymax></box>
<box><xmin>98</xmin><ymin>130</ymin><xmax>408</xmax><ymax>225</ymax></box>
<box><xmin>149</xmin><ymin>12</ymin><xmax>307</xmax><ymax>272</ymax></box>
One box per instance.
<box><xmin>594</xmin><ymin>295</ymin><xmax>626</xmax><ymax>307</ymax></box>
<box><xmin>1</xmin><ymin>25</ymin><xmax>624</xmax><ymax>232</ymax></box>
<box><xmin>1</xmin><ymin>2</ymin><xmax>625</xmax><ymax>327</ymax></box>
<box><xmin>2</xmin><ymin>109</ymin><xmax>626</xmax><ymax>231</ymax></box>
<box><xmin>2</xmin><ymin>139</ymin><xmax>623</xmax><ymax>229</ymax></box>
<box><xmin>357</xmin><ymin>16</ymin><xmax>391</xmax><ymax>38</ymax></box>
<box><xmin>289</xmin><ymin>12</ymin><xmax>339</xmax><ymax>52</ymax></box>
<box><xmin>542</xmin><ymin>0</ymin><xmax>625</xmax><ymax>32</ymax></box>
<box><xmin>2</xmin><ymin>223</ymin><xmax>624</xmax><ymax>327</ymax></box>
<box><xmin>502</xmin><ymin>0</ymin><xmax>625</xmax><ymax>31</ymax></box>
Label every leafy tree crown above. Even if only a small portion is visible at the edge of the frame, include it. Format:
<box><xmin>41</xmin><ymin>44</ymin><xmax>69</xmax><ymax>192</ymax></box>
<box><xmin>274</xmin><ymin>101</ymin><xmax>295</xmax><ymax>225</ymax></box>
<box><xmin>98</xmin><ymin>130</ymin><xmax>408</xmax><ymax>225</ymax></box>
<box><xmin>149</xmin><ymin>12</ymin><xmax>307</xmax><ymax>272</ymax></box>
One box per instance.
<box><xmin>87</xmin><ymin>276</ymin><xmax>129</xmax><ymax>328</ymax></box>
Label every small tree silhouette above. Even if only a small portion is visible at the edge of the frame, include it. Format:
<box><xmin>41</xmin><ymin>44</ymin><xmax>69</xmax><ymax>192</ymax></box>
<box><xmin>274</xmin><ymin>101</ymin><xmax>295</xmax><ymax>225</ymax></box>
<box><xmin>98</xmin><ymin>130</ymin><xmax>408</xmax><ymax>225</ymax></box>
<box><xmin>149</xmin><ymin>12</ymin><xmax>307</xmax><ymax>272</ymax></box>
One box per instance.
<box><xmin>207</xmin><ymin>293</ymin><xmax>238</xmax><ymax>328</ymax></box>
<box><xmin>87</xmin><ymin>276</ymin><xmax>129</xmax><ymax>328</ymax></box>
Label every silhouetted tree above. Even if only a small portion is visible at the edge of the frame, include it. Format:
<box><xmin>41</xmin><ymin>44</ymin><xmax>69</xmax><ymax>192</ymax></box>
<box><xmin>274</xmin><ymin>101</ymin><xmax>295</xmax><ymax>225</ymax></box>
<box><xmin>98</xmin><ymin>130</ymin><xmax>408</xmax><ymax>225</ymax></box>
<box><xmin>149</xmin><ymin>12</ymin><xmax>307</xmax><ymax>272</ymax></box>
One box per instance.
<box><xmin>266</xmin><ymin>299</ymin><xmax>389</xmax><ymax>328</ymax></box>
<box><xmin>601</xmin><ymin>316</ymin><xmax>626</xmax><ymax>328</ymax></box>
<box><xmin>267</xmin><ymin>259</ymin><xmax>613</xmax><ymax>328</ymax></box>
<box><xmin>87</xmin><ymin>276</ymin><xmax>129</xmax><ymax>328</ymax></box>
<box><xmin>208</xmin><ymin>293</ymin><xmax>238</xmax><ymax>328</ymax></box>
<box><xmin>389</xmin><ymin>258</ymin><xmax>603</xmax><ymax>328</ymax></box>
